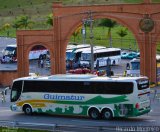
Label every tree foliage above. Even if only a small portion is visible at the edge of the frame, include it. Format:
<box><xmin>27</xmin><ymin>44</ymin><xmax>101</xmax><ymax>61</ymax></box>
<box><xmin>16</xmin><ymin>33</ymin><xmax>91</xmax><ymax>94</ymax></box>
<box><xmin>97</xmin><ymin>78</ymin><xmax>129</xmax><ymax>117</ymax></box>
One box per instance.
<box><xmin>117</xmin><ymin>27</ymin><xmax>128</xmax><ymax>48</ymax></box>
<box><xmin>116</xmin><ymin>27</ymin><xmax>128</xmax><ymax>38</ymax></box>
<box><xmin>72</xmin><ymin>26</ymin><xmax>82</xmax><ymax>42</ymax></box>
<box><xmin>46</xmin><ymin>13</ymin><xmax>53</xmax><ymax>26</ymax></box>
<box><xmin>1</xmin><ymin>23</ymin><xmax>11</xmax><ymax>36</ymax></box>
<box><xmin>99</xmin><ymin>18</ymin><xmax>117</xmax><ymax>47</ymax></box>
<box><xmin>13</xmin><ymin>15</ymin><xmax>34</xmax><ymax>29</ymax></box>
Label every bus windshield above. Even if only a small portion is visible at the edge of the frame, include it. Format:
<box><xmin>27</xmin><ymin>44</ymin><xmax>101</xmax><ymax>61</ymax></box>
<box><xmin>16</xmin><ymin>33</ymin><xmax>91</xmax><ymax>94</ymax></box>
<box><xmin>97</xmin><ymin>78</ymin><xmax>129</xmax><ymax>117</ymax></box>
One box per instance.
<box><xmin>66</xmin><ymin>52</ymin><xmax>75</xmax><ymax>60</ymax></box>
<box><xmin>11</xmin><ymin>81</ymin><xmax>23</xmax><ymax>102</ymax></box>
<box><xmin>81</xmin><ymin>53</ymin><xmax>91</xmax><ymax>61</ymax></box>
<box><xmin>3</xmin><ymin>46</ymin><xmax>16</xmax><ymax>55</ymax></box>
<box><xmin>131</xmin><ymin>62</ymin><xmax>140</xmax><ymax>70</ymax></box>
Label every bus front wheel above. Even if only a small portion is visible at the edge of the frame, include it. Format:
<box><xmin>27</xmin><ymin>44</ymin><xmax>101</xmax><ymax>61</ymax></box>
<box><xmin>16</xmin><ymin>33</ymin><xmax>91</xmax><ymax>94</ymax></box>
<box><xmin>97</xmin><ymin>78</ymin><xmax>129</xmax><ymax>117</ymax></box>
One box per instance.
<box><xmin>23</xmin><ymin>105</ymin><xmax>32</xmax><ymax>115</ymax></box>
<box><xmin>101</xmin><ymin>108</ymin><xmax>113</xmax><ymax>120</ymax></box>
<box><xmin>88</xmin><ymin>108</ymin><xmax>100</xmax><ymax>120</ymax></box>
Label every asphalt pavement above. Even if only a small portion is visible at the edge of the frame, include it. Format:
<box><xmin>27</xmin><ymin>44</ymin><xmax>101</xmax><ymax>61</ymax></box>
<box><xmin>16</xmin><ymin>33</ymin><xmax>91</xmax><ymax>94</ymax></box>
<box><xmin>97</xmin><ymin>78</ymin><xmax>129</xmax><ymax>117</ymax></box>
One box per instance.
<box><xmin>0</xmin><ymin>85</ymin><xmax>160</xmax><ymax>131</ymax></box>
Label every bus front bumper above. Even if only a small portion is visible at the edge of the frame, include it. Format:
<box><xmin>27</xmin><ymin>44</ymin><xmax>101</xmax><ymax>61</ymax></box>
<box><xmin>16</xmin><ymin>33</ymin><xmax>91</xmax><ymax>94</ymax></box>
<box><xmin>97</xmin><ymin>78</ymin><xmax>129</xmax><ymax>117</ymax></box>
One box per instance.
<box><xmin>133</xmin><ymin>106</ymin><xmax>151</xmax><ymax>117</ymax></box>
<box><xmin>10</xmin><ymin>104</ymin><xmax>22</xmax><ymax>112</ymax></box>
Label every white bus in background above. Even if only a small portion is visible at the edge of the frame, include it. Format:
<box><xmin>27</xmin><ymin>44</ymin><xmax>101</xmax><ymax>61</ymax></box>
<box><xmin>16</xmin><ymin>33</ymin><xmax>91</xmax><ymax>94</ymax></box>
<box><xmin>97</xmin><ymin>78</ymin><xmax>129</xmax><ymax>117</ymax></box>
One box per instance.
<box><xmin>66</xmin><ymin>44</ymin><xmax>77</xmax><ymax>50</ymax></box>
<box><xmin>10</xmin><ymin>74</ymin><xmax>151</xmax><ymax>120</ymax></box>
<box><xmin>45</xmin><ymin>44</ymin><xmax>91</xmax><ymax>68</ymax></box>
<box><xmin>1</xmin><ymin>44</ymin><xmax>48</xmax><ymax>62</ymax></box>
<box><xmin>80</xmin><ymin>48</ymin><xmax>121</xmax><ymax>68</ymax></box>
<box><xmin>1</xmin><ymin>44</ymin><xmax>83</xmax><ymax>63</ymax></box>
<box><xmin>45</xmin><ymin>44</ymin><xmax>79</xmax><ymax>60</ymax></box>
<box><xmin>126</xmin><ymin>55</ymin><xmax>160</xmax><ymax>76</ymax></box>
<box><xmin>66</xmin><ymin>44</ymin><xmax>91</xmax><ymax>60</ymax></box>
<box><xmin>126</xmin><ymin>58</ymin><xmax>140</xmax><ymax>76</ymax></box>
<box><xmin>66</xmin><ymin>45</ymin><xmax>106</xmax><ymax>68</ymax></box>
<box><xmin>66</xmin><ymin>45</ymin><xmax>106</xmax><ymax>61</ymax></box>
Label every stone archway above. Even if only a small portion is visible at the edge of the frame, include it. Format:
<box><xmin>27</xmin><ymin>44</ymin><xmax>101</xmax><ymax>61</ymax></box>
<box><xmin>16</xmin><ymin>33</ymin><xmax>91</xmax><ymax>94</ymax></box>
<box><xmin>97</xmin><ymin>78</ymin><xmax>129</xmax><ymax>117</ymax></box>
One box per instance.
<box><xmin>27</xmin><ymin>43</ymin><xmax>51</xmax><ymax>75</ymax></box>
<box><xmin>17</xmin><ymin>30</ymin><xmax>55</xmax><ymax>77</ymax></box>
<box><xmin>17</xmin><ymin>1</ymin><xmax>160</xmax><ymax>83</ymax></box>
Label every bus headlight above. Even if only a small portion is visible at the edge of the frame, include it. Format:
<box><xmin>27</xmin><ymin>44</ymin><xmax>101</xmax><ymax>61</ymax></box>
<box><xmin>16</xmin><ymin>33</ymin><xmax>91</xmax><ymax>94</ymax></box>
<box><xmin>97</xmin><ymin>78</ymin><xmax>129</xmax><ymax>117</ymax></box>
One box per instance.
<box><xmin>11</xmin><ymin>104</ymin><xmax>17</xmax><ymax>111</ymax></box>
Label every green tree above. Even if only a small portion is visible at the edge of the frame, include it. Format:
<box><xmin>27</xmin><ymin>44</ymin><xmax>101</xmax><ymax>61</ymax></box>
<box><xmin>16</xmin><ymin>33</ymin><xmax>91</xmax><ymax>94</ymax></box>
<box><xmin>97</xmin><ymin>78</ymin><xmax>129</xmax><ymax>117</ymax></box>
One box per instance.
<box><xmin>72</xmin><ymin>26</ymin><xmax>82</xmax><ymax>42</ymax></box>
<box><xmin>12</xmin><ymin>19</ymin><xmax>21</xmax><ymax>30</ymax></box>
<box><xmin>1</xmin><ymin>23</ymin><xmax>11</xmax><ymax>36</ymax></box>
<box><xmin>16</xmin><ymin>15</ymin><xmax>34</xmax><ymax>29</ymax></box>
<box><xmin>116</xmin><ymin>27</ymin><xmax>128</xmax><ymax>48</ymax></box>
<box><xmin>99</xmin><ymin>19</ymin><xmax>117</xmax><ymax>47</ymax></box>
<box><xmin>46</xmin><ymin>13</ymin><xmax>53</xmax><ymax>26</ymax></box>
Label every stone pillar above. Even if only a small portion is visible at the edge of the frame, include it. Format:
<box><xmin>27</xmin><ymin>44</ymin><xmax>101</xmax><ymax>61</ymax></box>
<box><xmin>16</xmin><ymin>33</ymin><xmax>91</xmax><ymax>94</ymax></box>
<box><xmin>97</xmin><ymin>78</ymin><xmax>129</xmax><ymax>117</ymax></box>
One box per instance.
<box><xmin>53</xmin><ymin>16</ymin><xmax>66</xmax><ymax>74</ymax></box>
<box><xmin>139</xmin><ymin>14</ymin><xmax>156</xmax><ymax>83</ymax></box>
<box><xmin>17</xmin><ymin>35</ymin><xmax>27</xmax><ymax>77</ymax></box>
<box><xmin>140</xmin><ymin>33</ymin><xmax>156</xmax><ymax>83</ymax></box>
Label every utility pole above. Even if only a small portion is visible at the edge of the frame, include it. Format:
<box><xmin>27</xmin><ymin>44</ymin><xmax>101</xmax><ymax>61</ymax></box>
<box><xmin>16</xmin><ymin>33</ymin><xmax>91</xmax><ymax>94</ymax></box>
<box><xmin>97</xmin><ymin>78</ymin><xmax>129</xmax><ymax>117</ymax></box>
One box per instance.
<box><xmin>82</xmin><ymin>11</ymin><xmax>94</xmax><ymax>72</ymax></box>
<box><xmin>82</xmin><ymin>20</ymin><xmax>86</xmax><ymax>44</ymax></box>
<box><xmin>89</xmin><ymin>11</ymin><xmax>94</xmax><ymax>72</ymax></box>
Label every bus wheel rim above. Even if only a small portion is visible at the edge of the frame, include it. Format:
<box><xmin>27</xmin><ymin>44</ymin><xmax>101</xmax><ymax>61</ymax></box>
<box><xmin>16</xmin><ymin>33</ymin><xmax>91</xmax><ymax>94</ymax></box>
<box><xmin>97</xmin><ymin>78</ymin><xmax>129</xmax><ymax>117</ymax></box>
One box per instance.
<box><xmin>92</xmin><ymin>111</ymin><xmax>98</xmax><ymax>118</ymax></box>
<box><xmin>104</xmin><ymin>112</ymin><xmax>110</xmax><ymax>118</ymax></box>
<box><xmin>26</xmin><ymin>108</ymin><xmax>31</xmax><ymax>114</ymax></box>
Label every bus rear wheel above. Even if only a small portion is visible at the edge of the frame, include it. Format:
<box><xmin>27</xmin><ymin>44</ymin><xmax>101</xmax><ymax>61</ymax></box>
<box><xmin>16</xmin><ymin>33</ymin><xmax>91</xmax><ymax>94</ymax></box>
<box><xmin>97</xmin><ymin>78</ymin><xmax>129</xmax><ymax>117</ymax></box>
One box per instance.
<box><xmin>88</xmin><ymin>108</ymin><xmax>100</xmax><ymax>120</ymax></box>
<box><xmin>101</xmin><ymin>109</ymin><xmax>113</xmax><ymax>120</ymax></box>
<box><xmin>23</xmin><ymin>105</ymin><xmax>32</xmax><ymax>115</ymax></box>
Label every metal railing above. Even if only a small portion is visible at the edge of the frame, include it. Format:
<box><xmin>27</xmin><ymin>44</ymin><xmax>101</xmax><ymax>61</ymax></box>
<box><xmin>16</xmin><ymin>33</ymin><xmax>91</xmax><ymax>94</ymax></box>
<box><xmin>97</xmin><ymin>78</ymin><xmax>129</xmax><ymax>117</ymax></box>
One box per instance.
<box><xmin>0</xmin><ymin>120</ymin><xmax>116</xmax><ymax>132</ymax></box>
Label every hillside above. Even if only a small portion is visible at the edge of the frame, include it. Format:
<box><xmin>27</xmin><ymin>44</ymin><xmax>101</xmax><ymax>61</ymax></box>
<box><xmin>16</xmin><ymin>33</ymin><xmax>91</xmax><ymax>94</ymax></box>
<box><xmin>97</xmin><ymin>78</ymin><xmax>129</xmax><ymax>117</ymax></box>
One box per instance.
<box><xmin>1</xmin><ymin>0</ymin><xmax>158</xmax><ymax>27</ymax></box>
<box><xmin>0</xmin><ymin>0</ymin><xmax>160</xmax><ymax>51</ymax></box>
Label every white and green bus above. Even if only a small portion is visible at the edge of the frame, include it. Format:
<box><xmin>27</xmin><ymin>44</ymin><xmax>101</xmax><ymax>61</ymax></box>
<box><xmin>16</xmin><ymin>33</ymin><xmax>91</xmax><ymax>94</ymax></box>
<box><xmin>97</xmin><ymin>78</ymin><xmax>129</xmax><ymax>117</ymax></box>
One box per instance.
<box><xmin>10</xmin><ymin>74</ymin><xmax>151</xmax><ymax>120</ymax></box>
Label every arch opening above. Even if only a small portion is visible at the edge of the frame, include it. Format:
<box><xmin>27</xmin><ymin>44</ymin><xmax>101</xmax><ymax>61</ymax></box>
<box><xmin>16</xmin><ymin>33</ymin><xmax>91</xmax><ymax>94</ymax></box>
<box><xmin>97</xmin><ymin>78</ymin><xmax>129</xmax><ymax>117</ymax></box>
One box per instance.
<box><xmin>66</xmin><ymin>16</ymin><xmax>140</xmax><ymax>76</ymax></box>
<box><xmin>28</xmin><ymin>44</ymin><xmax>51</xmax><ymax>76</ymax></box>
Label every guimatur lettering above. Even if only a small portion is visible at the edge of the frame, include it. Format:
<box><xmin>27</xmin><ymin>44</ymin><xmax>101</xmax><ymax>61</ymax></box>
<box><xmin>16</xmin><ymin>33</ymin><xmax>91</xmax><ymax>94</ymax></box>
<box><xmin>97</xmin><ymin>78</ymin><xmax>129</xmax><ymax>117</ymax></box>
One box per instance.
<box><xmin>44</xmin><ymin>94</ymin><xmax>85</xmax><ymax>101</ymax></box>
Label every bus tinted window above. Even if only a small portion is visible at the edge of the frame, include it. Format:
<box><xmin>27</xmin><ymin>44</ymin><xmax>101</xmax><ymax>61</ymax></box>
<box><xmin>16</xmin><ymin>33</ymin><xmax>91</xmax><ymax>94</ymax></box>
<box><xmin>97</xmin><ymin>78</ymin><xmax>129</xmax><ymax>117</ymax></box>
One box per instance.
<box><xmin>95</xmin><ymin>82</ymin><xmax>133</xmax><ymax>94</ymax></box>
<box><xmin>96</xmin><ymin>51</ymin><xmax>121</xmax><ymax>58</ymax></box>
<box><xmin>6</xmin><ymin>47</ymin><xmax>16</xmax><ymax>52</ymax></box>
<box><xmin>23</xmin><ymin>81</ymin><xmax>133</xmax><ymax>94</ymax></box>
<box><xmin>23</xmin><ymin>81</ymin><xmax>95</xmax><ymax>94</ymax></box>
<box><xmin>136</xmin><ymin>79</ymin><xmax>149</xmax><ymax>90</ymax></box>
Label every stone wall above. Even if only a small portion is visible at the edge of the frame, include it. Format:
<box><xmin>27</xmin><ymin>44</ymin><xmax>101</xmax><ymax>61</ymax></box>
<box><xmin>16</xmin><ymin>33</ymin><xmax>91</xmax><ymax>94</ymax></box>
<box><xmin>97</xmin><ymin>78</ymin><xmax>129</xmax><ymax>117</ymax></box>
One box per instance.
<box><xmin>0</xmin><ymin>70</ymin><xmax>18</xmax><ymax>87</ymax></box>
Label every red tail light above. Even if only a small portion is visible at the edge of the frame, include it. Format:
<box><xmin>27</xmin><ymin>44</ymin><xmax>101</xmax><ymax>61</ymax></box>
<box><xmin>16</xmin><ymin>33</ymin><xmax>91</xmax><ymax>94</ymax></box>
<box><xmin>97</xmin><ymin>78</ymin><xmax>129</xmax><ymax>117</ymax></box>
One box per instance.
<box><xmin>135</xmin><ymin>103</ymin><xmax>140</xmax><ymax>109</ymax></box>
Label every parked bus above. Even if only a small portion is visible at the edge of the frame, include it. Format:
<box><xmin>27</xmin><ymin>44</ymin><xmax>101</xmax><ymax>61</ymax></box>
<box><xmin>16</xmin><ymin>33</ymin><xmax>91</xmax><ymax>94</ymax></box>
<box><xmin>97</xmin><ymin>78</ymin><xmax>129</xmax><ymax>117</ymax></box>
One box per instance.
<box><xmin>126</xmin><ymin>55</ymin><xmax>160</xmax><ymax>76</ymax></box>
<box><xmin>66</xmin><ymin>46</ymin><xmax>106</xmax><ymax>69</ymax></box>
<box><xmin>1</xmin><ymin>44</ymin><xmax>47</xmax><ymax>63</ymax></box>
<box><xmin>126</xmin><ymin>58</ymin><xmax>140</xmax><ymax>76</ymax></box>
<box><xmin>66</xmin><ymin>44</ymin><xmax>91</xmax><ymax>61</ymax></box>
<box><xmin>10</xmin><ymin>74</ymin><xmax>151</xmax><ymax>120</ymax></box>
<box><xmin>0</xmin><ymin>44</ymin><xmax>82</xmax><ymax>63</ymax></box>
<box><xmin>44</xmin><ymin>44</ymin><xmax>91</xmax><ymax>68</ymax></box>
<box><xmin>80</xmin><ymin>48</ymin><xmax>121</xmax><ymax>68</ymax></box>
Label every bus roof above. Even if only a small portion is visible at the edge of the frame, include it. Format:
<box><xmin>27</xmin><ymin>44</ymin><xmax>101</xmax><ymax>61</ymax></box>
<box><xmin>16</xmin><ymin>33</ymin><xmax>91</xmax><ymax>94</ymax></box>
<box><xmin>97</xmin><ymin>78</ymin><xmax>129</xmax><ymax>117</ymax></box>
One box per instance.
<box><xmin>66</xmin><ymin>44</ymin><xmax>90</xmax><ymax>51</ymax></box>
<box><xmin>13</xmin><ymin>74</ymin><xmax>147</xmax><ymax>82</ymax></box>
<box><xmin>81</xmin><ymin>48</ymin><xmax>121</xmax><ymax>54</ymax></box>
<box><xmin>6</xmin><ymin>44</ymin><xmax>16</xmax><ymax>47</ymax></box>
<box><xmin>66</xmin><ymin>44</ymin><xmax>77</xmax><ymax>50</ymax></box>
<box><xmin>130</xmin><ymin>58</ymin><xmax>140</xmax><ymax>63</ymax></box>
<box><xmin>66</xmin><ymin>46</ymin><xmax>106</xmax><ymax>53</ymax></box>
<box><xmin>76</xmin><ymin>44</ymin><xmax>90</xmax><ymax>49</ymax></box>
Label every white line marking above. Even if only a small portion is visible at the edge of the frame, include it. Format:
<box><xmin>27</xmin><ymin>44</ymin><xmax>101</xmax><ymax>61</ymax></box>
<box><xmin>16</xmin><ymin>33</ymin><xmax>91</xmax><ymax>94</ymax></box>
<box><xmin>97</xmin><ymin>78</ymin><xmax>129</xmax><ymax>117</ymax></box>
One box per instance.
<box><xmin>71</xmin><ymin>120</ymin><xmax>107</xmax><ymax>124</ymax></box>
<box><xmin>144</xmin><ymin>120</ymin><xmax>156</xmax><ymax>122</ymax></box>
